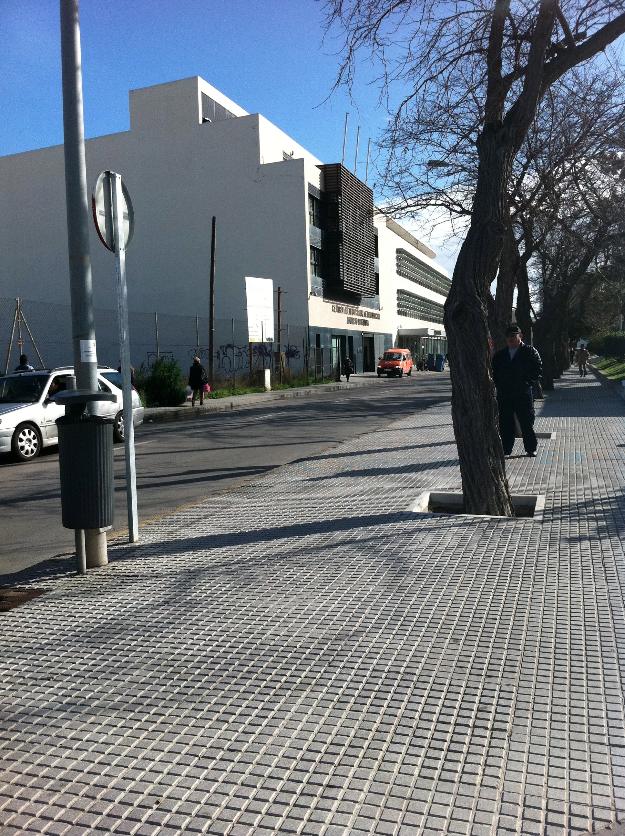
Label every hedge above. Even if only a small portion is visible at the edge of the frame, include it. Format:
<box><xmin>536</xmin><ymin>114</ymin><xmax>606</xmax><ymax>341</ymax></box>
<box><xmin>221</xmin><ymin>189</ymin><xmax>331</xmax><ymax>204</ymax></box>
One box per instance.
<box><xmin>590</xmin><ymin>331</ymin><xmax>625</xmax><ymax>359</ymax></box>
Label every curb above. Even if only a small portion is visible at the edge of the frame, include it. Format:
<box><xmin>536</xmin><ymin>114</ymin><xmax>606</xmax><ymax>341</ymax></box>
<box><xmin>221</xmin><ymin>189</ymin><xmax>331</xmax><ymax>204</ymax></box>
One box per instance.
<box><xmin>143</xmin><ymin>378</ymin><xmax>380</xmax><ymax>424</ymax></box>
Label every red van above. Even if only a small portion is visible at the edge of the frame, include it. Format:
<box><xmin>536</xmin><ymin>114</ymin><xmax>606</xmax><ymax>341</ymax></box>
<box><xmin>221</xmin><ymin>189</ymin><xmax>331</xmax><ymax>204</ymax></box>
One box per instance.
<box><xmin>377</xmin><ymin>348</ymin><xmax>413</xmax><ymax>378</ymax></box>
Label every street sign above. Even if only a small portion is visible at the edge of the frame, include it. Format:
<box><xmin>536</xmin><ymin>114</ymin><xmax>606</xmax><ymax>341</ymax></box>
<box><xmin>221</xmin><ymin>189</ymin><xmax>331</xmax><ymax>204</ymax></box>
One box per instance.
<box><xmin>245</xmin><ymin>276</ymin><xmax>274</xmax><ymax>343</ymax></box>
<box><xmin>92</xmin><ymin>170</ymin><xmax>139</xmax><ymax>544</ymax></box>
<box><xmin>92</xmin><ymin>170</ymin><xmax>134</xmax><ymax>252</ymax></box>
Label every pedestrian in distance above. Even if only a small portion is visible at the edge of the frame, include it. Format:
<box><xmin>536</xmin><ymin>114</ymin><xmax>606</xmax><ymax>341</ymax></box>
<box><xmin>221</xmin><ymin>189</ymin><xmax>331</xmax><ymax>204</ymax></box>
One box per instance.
<box><xmin>492</xmin><ymin>324</ymin><xmax>543</xmax><ymax>458</ymax></box>
<box><xmin>343</xmin><ymin>357</ymin><xmax>355</xmax><ymax>382</ymax></box>
<box><xmin>188</xmin><ymin>356</ymin><xmax>208</xmax><ymax>406</ymax></box>
<box><xmin>14</xmin><ymin>354</ymin><xmax>34</xmax><ymax>372</ymax></box>
<box><xmin>576</xmin><ymin>345</ymin><xmax>590</xmax><ymax>377</ymax></box>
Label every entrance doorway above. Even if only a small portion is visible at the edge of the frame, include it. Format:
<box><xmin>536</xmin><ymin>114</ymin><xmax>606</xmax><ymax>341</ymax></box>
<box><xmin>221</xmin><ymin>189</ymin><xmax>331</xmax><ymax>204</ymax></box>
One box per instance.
<box><xmin>362</xmin><ymin>335</ymin><xmax>375</xmax><ymax>372</ymax></box>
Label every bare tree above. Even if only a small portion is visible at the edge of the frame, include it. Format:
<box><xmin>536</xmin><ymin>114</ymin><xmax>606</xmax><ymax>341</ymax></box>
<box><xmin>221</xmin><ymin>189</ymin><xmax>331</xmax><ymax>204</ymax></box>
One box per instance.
<box><xmin>492</xmin><ymin>68</ymin><xmax>625</xmax><ymax>350</ymax></box>
<box><xmin>324</xmin><ymin>0</ymin><xmax>625</xmax><ymax>514</ymax></box>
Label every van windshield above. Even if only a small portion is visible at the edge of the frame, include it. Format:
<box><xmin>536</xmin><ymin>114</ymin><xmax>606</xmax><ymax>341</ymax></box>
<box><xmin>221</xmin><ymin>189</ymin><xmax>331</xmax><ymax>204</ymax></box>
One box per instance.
<box><xmin>383</xmin><ymin>352</ymin><xmax>403</xmax><ymax>361</ymax></box>
<box><xmin>0</xmin><ymin>374</ymin><xmax>49</xmax><ymax>403</ymax></box>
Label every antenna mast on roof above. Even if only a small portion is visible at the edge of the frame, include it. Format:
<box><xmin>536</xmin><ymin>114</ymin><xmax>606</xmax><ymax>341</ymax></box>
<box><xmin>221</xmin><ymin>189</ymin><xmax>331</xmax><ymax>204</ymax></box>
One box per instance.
<box><xmin>341</xmin><ymin>113</ymin><xmax>349</xmax><ymax>166</ymax></box>
<box><xmin>353</xmin><ymin>125</ymin><xmax>360</xmax><ymax>173</ymax></box>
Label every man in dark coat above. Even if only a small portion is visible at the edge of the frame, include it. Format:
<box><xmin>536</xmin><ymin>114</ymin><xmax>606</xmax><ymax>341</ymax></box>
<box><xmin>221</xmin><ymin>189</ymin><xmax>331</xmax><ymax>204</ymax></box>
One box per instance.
<box><xmin>188</xmin><ymin>356</ymin><xmax>207</xmax><ymax>406</ymax></box>
<box><xmin>492</xmin><ymin>324</ymin><xmax>543</xmax><ymax>458</ymax></box>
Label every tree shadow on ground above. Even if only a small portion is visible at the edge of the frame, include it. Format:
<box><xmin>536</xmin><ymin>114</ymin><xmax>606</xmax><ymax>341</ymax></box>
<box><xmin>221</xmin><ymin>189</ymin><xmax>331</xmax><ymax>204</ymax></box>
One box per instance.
<box><xmin>538</xmin><ymin>372</ymin><xmax>625</xmax><ymax>419</ymax></box>
<box><xmin>553</xmin><ymin>489</ymin><xmax>625</xmax><ymax>542</ymax></box>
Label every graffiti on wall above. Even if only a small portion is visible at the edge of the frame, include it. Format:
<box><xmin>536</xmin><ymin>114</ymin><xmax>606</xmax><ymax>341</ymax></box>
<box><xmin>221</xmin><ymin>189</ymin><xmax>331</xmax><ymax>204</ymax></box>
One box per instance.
<box><xmin>212</xmin><ymin>343</ymin><xmax>304</xmax><ymax>374</ymax></box>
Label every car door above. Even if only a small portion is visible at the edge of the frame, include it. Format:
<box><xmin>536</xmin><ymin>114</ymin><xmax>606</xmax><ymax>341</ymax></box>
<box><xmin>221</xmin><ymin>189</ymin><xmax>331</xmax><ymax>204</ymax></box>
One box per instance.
<box><xmin>42</xmin><ymin>374</ymin><xmax>72</xmax><ymax>441</ymax></box>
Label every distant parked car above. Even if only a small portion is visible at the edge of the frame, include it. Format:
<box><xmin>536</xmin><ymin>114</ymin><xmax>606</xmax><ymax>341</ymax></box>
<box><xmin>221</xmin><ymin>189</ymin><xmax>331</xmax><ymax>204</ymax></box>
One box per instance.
<box><xmin>377</xmin><ymin>348</ymin><xmax>413</xmax><ymax>378</ymax></box>
<box><xmin>0</xmin><ymin>367</ymin><xmax>144</xmax><ymax>462</ymax></box>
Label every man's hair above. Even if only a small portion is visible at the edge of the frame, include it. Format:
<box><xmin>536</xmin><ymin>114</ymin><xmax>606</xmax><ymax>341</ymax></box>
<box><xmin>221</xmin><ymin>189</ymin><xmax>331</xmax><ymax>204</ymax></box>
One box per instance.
<box><xmin>505</xmin><ymin>324</ymin><xmax>521</xmax><ymax>336</ymax></box>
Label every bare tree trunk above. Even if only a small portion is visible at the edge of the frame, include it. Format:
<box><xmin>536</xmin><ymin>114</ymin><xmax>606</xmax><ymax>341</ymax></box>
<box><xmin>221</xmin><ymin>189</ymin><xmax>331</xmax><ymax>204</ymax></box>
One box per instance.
<box><xmin>534</xmin><ymin>317</ymin><xmax>556</xmax><ymax>389</ymax></box>
<box><xmin>445</xmin><ymin>126</ymin><xmax>513</xmax><ymax>516</ymax></box>
<box><xmin>534</xmin><ymin>292</ymin><xmax>570</xmax><ymax>387</ymax></box>
<box><xmin>515</xmin><ymin>259</ymin><xmax>533</xmax><ymax>341</ymax></box>
<box><xmin>555</xmin><ymin>318</ymin><xmax>570</xmax><ymax>374</ymax></box>
<box><xmin>490</xmin><ymin>218</ymin><xmax>519</xmax><ymax>349</ymax></box>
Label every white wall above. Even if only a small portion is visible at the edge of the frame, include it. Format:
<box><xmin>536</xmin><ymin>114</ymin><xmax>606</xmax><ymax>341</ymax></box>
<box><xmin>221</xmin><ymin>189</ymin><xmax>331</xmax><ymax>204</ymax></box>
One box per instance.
<box><xmin>375</xmin><ymin>215</ymin><xmax>448</xmax><ymax>339</ymax></box>
<box><xmin>0</xmin><ymin>75</ymin><xmax>448</xmax><ymax>370</ymax></box>
<box><xmin>0</xmin><ymin>78</ymin><xmax>312</xmax><ymax>368</ymax></box>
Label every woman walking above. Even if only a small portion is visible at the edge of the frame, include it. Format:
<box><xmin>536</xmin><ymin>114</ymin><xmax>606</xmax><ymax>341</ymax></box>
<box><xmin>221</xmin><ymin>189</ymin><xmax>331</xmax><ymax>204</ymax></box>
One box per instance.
<box><xmin>188</xmin><ymin>356</ymin><xmax>208</xmax><ymax>405</ymax></box>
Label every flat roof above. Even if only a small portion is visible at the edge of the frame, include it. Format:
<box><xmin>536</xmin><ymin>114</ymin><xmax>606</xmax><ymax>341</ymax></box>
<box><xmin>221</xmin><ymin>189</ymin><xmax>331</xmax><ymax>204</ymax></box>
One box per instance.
<box><xmin>385</xmin><ymin>218</ymin><xmax>437</xmax><ymax>260</ymax></box>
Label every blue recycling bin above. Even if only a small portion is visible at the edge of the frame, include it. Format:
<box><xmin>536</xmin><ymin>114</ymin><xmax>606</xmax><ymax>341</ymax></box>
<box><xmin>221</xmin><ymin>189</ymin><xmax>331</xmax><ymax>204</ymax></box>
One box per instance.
<box><xmin>435</xmin><ymin>353</ymin><xmax>445</xmax><ymax>372</ymax></box>
<box><xmin>426</xmin><ymin>353</ymin><xmax>435</xmax><ymax>371</ymax></box>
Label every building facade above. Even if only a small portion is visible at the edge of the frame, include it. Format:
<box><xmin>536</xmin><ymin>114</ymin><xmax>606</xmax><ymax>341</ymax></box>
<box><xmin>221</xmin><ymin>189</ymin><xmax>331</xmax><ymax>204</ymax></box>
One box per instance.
<box><xmin>0</xmin><ymin>77</ymin><xmax>449</xmax><ymax>376</ymax></box>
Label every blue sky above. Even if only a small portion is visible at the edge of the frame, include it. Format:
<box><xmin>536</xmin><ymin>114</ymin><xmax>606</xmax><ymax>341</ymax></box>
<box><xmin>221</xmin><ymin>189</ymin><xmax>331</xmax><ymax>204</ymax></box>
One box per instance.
<box><xmin>1</xmin><ymin>1</ymin><xmax>385</xmax><ymax>171</ymax></box>
<box><xmin>0</xmin><ymin>0</ymin><xmax>459</xmax><ymax>269</ymax></box>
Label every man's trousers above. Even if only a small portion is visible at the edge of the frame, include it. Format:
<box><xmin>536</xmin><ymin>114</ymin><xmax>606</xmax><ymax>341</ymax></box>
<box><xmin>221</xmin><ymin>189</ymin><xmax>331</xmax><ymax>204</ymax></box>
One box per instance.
<box><xmin>497</xmin><ymin>391</ymin><xmax>537</xmax><ymax>455</ymax></box>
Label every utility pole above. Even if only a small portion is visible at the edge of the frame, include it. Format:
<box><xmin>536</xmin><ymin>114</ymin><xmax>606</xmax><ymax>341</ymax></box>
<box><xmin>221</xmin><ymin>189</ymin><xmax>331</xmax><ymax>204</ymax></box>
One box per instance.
<box><xmin>276</xmin><ymin>286</ymin><xmax>282</xmax><ymax>385</ymax></box>
<box><xmin>60</xmin><ymin>0</ymin><xmax>107</xmax><ymax>569</ymax></box>
<box><xmin>208</xmin><ymin>215</ymin><xmax>216</xmax><ymax>382</ymax></box>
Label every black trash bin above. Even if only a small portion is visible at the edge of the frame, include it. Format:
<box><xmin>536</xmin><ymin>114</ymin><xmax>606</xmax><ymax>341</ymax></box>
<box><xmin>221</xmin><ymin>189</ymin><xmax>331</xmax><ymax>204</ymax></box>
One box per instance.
<box><xmin>427</xmin><ymin>353</ymin><xmax>435</xmax><ymax>371</ymax></box>
<box><xmin>56</xmin><ymin>414</ymin><xmax>114</xmax><ymax>530</ymax></box>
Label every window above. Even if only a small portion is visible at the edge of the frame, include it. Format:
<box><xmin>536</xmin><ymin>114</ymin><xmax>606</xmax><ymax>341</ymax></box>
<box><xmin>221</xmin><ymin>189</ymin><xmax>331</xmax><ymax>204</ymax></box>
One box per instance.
<box><xmin>374</xmin><ymin>233</ymin><xmax>379</xmax><ymax>257</ymax></box>
<box><xmin>310</xmin><ymin>246</ymin><xmax>323</xmax><ymax>278</ymax></box>
<box><xmin>0</xmin><ymin>373</ymin><xmax>49</xmax><ymax>404</ymax></box>
<box><xmin>397</xmin><ymin>289</ymin><xmax>445</xmax><ymax>324</ymax></box>
<box><xmin>101</xmin><ymin>371</ymin><xmax>122</xmax><ymax>390</ymax></box>
<box><xmin>308</xmin><ymin>194</ymin><xmax>321</xmax><ymax>228</ymax></box>
<box><xmin>396</xmin><ymin>249</ymin><xmax>452</xmax><ymax>297</ymax></box>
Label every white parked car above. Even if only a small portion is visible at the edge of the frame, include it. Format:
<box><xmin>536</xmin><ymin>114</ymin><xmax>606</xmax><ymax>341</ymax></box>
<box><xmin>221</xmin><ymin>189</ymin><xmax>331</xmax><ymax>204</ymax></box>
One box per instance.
<box><xmin>0</xmin><ymin>367</ymin><xmax>144</xmax><ymax>462</ymax></box>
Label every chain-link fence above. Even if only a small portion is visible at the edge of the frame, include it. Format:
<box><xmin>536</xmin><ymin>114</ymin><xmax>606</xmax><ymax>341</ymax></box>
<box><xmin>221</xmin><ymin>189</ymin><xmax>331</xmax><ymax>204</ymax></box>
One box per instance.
<box><xmin>0</xmin><ymin>296</ymin><xmax>318</xmax><ymax>383</ymax></box>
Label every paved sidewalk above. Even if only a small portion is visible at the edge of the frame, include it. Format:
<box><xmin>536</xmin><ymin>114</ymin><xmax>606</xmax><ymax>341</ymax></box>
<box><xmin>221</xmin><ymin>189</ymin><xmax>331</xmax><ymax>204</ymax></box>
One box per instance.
<box><xmin>1</xmin><ymin>371</ymin><xmax>624</xmax><ymax>835</ymax></box>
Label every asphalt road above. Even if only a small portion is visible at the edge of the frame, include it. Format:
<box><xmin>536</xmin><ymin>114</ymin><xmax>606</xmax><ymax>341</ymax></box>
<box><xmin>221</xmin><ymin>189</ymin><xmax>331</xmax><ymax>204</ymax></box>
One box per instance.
<box><xmin>0</xmin><ymin>374</ymin><xmax>452</xmax><ymax>576</ymax></box>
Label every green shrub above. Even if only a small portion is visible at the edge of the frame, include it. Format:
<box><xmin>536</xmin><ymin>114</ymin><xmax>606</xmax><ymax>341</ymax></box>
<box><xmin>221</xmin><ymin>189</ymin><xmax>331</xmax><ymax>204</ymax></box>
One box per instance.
<box><xmin>142</xmin><ymin>358</ymin><xmax>187</xmax><ymax>407</ymax></box>
<box><xmin>592</xmin><ymin>331</ymin><xmax>625</xmax><ymax>359</ymax></box>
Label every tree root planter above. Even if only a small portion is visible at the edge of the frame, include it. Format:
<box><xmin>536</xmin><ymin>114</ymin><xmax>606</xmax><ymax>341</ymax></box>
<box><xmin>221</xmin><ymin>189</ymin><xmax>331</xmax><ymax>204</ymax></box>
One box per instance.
<box><xmin>411</xmin><ymin>491</ymin><xmax>545</xmax><ymax>521</ymax></box>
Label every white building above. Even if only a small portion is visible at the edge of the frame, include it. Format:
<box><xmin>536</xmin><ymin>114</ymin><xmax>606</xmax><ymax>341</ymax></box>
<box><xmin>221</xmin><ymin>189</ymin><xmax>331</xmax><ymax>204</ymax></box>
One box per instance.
<box><xmin>0</xmin><ymin>77</ymin><xmax>449</xmax><ymax>376</ymax></box>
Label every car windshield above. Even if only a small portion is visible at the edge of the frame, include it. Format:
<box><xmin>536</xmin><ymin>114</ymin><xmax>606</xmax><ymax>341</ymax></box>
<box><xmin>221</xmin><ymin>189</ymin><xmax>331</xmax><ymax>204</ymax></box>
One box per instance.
<box><xmin>101</xmin><ymin>371</ymin><xmax>122</xmax><ymax>389</ymax></box>
<box><xmin>383</xmin><ymin>352</ymin><xmax>403</xmax><ymax>361</ymax></box>
<box><xmin>0</xmin><ymin>374</ymin><xmax>49</xmax><ymax>404</ymax></box>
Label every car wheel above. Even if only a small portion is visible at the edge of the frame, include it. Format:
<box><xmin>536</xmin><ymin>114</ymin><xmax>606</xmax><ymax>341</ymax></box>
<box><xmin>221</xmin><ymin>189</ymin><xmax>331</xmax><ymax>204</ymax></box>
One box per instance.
<box><xmin>377</xmin><ymin>371</ymin><xmax>382</xmax><ymax>377</ymax></box>
<box><xmin>113</xmin><ymin>411</ymin><xmax>124</xmax><ymax>443</ymax></box>
<box><xmin>12</xmin><ymin>423</ymin><xmax>42</xmax><ymax>462</ymax></box>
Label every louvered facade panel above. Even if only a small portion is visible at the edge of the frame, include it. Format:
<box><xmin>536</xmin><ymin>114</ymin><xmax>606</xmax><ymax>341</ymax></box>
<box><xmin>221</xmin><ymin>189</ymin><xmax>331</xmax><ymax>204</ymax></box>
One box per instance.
<box><xmin>320</xmin><ymin>164</ymin><xmax>376</xmax><ymax>298</ymax></box>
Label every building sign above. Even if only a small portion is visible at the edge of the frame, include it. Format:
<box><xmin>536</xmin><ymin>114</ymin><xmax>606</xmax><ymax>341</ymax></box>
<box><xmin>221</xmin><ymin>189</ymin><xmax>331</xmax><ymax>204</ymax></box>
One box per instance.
<box><xmin>330</xmin><ymin>303</ymin><xmax>381</xmax><ymax>329</ymax></box>
<box><xmin>245</xmin><ymin>276</ymin><xmax>274</xmax><ymax>342</ymax></box>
